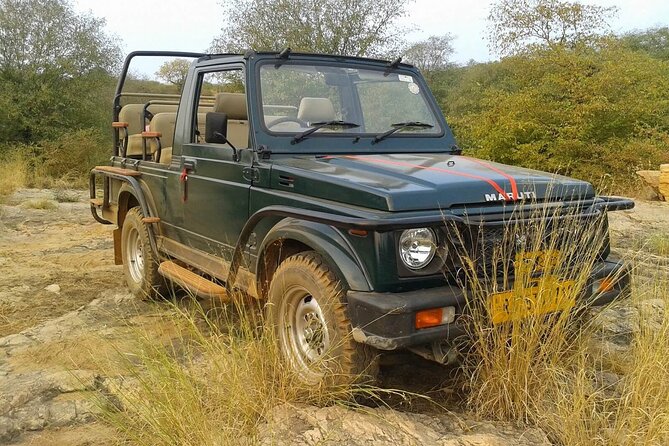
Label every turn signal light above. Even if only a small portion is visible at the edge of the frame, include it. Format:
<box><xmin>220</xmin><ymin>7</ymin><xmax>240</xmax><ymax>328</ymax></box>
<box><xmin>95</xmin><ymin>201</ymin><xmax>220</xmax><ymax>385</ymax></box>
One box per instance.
<box><xmin>598</xmin><ymin>277</ymin><xmax>615</xmax><ymax>293</ymax></box>
<box><xmin>415</xmin><ymin>306</ymin><xmax>456</xmax><ymax>329</ymax></box>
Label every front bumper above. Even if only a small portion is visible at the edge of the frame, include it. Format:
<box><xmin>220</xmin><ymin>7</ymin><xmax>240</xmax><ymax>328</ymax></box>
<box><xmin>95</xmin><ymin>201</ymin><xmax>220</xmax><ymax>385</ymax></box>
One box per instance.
<box><xmin>347</xmin><ymin>259</ymin><xmax>631</xmax><ymax>351</ymax></box>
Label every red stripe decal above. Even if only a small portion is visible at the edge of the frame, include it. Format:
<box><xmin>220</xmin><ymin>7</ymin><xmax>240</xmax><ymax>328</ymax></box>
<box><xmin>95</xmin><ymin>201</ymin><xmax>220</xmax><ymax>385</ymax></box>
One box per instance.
<box><xmin>342</xmin><ymin>155</ymin><xmax>510</xmax><ymax>199</ymax></box>
<box><xmin>463</xmin><ymin>156</ymin><xmax>519</xmax><ymax>200</ymax></box>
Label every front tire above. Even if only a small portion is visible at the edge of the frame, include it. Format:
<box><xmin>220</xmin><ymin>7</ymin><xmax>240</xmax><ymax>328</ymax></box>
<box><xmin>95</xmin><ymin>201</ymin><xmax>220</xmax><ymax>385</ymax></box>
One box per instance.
<box><xmin>266</xmin><ymin>251</ymin><xmax>378</xmax><ymax>386</ymax></box>
<box><xmin>121</xmin><ymin>207</ymin><xmax>165</xmax><ymax>299</ymax></box>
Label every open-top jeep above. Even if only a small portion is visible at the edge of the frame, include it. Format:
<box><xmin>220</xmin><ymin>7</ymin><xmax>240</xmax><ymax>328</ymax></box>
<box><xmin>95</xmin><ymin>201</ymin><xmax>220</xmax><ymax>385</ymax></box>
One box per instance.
<box><xmin>90</xmin><ymin>50</ymin><xmax>633</xmax><ymax>383</ymax></box>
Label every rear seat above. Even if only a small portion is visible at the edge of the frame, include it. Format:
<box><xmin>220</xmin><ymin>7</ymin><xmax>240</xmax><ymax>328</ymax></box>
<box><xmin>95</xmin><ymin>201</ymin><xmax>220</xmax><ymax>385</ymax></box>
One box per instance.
<box><xmin>148</xmin><ymin>111</ymin><xmax>208</xmax><ymax>164</ymax></box>
<box><xmin>213</xmin><ymin>92</ymin><xmax>249</xmax><ymax>148</ymax></box>
<box><xmin>119</xmin><ymin>103</ymin><xmax>179</xmax><ymax>158</ymax></box>
<box><xmin>118</xmin><ymin>102</ymin><xmax>211</xmax><ymax>162</ymax></box>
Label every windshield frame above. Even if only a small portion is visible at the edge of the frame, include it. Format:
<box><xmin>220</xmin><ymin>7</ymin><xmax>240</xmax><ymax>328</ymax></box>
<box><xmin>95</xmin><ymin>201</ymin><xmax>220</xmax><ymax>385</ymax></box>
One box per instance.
<box><xmin>249</xmin><ymin>55</ymin><xmax>456</xmax><ymax>154</ymax></box>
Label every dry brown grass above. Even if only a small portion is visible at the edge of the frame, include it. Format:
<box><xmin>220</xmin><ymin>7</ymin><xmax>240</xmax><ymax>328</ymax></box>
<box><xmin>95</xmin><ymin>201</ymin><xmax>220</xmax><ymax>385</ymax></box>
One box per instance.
<box><xmin>0</xmin><ymin>149</ymin><xmax>27</xmax><ymax>197</ymax></box>
<box><xmin>97</xmin><ymin>297</ymin><xmax>396</xmax><ymax>445</ymax></box>
<box><xmin>22</xmin><ymin>198</ymin><xmax>58</xmax><ymax>210</ymax></box>
<box><xmin>454</xmin><ymin>197</ymin><xmax>669</xmax><ymax>444</ymax></box>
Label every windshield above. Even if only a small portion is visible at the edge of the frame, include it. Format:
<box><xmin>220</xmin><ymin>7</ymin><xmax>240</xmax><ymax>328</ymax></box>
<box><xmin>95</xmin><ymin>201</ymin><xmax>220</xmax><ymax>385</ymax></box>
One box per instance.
<box><xmin>258</xmin><ymin>63</ymin><xmax>441</xmax><ymax>137</ymax></box>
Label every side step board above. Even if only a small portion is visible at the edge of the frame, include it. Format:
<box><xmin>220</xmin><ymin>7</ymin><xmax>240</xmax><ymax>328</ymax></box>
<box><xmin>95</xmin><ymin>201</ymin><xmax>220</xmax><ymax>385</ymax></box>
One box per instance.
<box><xmin>158</xmin><ymin>261</ymin><xmax>229</xmax><ymax>301</ymax></box>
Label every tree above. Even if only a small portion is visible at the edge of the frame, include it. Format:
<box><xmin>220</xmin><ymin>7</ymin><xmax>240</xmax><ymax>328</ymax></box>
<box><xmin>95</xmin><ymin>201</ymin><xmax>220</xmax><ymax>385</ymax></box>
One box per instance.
<box><xmin>0</xmin><ymin>0</ymin><xmax>121</xmax><ymax>143</ymax></box>
<box><xmin>210</xmin><ymin>0</ymin><xmax>410</xmax><ymax>57</ymax></box>
<box><xmin>402</xmin><ymin>34</ymin><xmax>455</xmax><ymax>74</ymax></box>
<box><xmin>622</xmin><ymin>27</ymin><xmax>669</xmax><ymax>61</ymax></box>
<box><xmin>442</xmin><ymin>45</ymin><xmax>669</xmax><ymax>185</ymax></box>
<box><xmin>155</xmin><ymin>59</ymin><xmax>191</xmax><ymax>90</ymax></box>
<box><xmin>487</xmin><ymin>0</ymin><xmax>617</xmax><ymax>56</ymax></box>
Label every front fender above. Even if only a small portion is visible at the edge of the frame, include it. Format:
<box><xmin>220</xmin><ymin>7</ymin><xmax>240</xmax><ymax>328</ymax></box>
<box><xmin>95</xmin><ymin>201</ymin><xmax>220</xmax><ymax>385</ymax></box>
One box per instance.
<box><xmin>258</xmin><ymin>218</ymin><xmax>373</xmax><ymax>292</ymax></box>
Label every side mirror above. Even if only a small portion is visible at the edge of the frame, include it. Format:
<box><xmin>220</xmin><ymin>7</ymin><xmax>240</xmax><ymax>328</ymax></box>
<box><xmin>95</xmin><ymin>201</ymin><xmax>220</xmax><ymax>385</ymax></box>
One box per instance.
<box><xmin>205</xmin><ymin>112</ymin><xmax>228</xmax><ymax>144</ymax></box>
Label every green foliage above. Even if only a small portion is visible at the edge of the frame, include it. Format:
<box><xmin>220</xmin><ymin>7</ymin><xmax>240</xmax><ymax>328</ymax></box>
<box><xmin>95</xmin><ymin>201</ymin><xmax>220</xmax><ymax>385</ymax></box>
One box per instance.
<box><xmin>0</xmin><ymin>0</ymin><xmax>121</xmax><ymax>145</ymax></box>
<box><xmin>210</xmin><ymin>0</ymin><xmax>410</xmax><ymax>57</ymax></box>
<box><xmin>155</xmin><ymin>59</ymin><xmax>191</xmax><ymax>91</ymax></box>
<box><xmin>622</xmin><ymin>27</ymin><xmax>669</xmax><ymax>61</ymax></box>
<box><xmin>439</xmin><ymin>43</ymin><xmax>669</xmax><ymax>187</ymax></box>
<box><xmin>487</xmin><ymin>0</ymin><xmax>617</xmax><ymax>56</ymax></box>
<box><xmin>3</xmin><ymin>129</ymin><xmax>109</xmax><ymax>189</ymax></box>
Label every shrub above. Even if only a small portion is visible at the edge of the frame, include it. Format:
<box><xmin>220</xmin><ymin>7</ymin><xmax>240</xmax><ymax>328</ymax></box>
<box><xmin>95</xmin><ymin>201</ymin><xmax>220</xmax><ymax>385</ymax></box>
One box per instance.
<box><xmin>441</xmin><ymin>42</ymin><xmax>669</xmax><ymax>190</ymax></box>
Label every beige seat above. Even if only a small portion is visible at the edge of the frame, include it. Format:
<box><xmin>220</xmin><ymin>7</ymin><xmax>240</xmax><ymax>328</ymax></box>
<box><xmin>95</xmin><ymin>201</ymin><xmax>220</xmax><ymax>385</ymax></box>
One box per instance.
<box><xmin>119</xmin><ymin>103</ymin><xmax>212</xmax><ymax>159</ymax></box>
<box><xmin>213</xmin><ymin>92</ymin><xmax>249</xmax><ymax>148</ymax></box>
<box><xmin>119</xmin><ymin>103</ymin><xmax>179</xmax><ymax>157</ymax></box>
<box><xmin>297</xmin><ymin>97</ymin><xmax>336</xmax><ymax>124</ymax></box>
<box><xmin>147</xmin><ymin>112</ymin><xmax>208</xmax><ymax>164</ymax></box>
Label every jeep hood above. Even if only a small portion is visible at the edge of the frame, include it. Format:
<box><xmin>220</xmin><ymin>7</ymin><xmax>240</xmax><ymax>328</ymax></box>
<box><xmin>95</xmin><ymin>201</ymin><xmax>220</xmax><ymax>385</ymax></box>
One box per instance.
<box><xmin>269</xmin><ymin>153</ymin><xmax>595</xmax><ymax>212</ymax></box>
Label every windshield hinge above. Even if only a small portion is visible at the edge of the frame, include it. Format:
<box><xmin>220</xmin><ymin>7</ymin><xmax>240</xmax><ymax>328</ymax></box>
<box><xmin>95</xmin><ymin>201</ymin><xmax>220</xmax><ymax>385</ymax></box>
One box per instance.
<box><xmin>275</xmin><ymin>47</ymin><xmax>291</xmax><ymax>68</ymax></box>
<box><xmin>384</xmin><ymin>57</ymin><xmax>402</xmax><ymax>76</ymax></box>
<box><xmin>256</xmin><ymin>144</ymin><xmax>272</xmax><ymax>160</ymax></box>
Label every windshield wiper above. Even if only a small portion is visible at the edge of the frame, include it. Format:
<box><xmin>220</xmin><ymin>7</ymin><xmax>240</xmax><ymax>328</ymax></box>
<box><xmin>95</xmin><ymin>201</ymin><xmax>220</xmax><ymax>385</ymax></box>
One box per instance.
<box><xmin>291</xmin><ymin>120</ymin><xmax>360</xmax><ymax>144</ymax></box>
<box><xmin>371</xmin><ymin>121</ymin><xmax>434</xmax><ymax>144</ymax></box>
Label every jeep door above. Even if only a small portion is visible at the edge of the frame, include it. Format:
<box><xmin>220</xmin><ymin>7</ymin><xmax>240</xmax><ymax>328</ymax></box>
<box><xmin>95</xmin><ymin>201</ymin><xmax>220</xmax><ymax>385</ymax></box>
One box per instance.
<box><xmin>172</xmin><ymin>66</ymin><xmax>252</xmax><ymax>262</ymax></box>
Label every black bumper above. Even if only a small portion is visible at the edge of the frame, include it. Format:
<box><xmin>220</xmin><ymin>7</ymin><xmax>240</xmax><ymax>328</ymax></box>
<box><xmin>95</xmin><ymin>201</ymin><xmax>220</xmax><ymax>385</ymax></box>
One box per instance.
<box><xmin>347</xmin><ymin>259</ymin><xmax>631</xmax><ymax>351</ymax></box>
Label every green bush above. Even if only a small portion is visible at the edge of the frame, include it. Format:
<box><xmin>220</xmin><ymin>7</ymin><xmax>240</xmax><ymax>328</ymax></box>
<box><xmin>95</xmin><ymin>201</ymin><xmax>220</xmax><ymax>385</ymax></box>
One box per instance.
<box><xmin>1</xmin><ymin>129</ymin><xmax>110</xmax><ymax>190</ymax></box>
<box><xmin>437</xmin><ymin>42</ymin><xmax>669</xmax><ymax>189</ymax></box>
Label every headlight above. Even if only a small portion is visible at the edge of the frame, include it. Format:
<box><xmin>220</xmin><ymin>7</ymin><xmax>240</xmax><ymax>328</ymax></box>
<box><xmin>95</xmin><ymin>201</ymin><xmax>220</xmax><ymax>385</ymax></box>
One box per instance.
<box><xmin>399</xmin><ymin>228</ymin><xmax>437</xmax><ymax>270</ymax></box>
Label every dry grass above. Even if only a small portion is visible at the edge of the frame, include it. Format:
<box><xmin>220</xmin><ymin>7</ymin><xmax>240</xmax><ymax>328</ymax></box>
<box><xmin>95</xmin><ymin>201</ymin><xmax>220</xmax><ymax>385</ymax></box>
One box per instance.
<box><xmin>0</xmin><ymin>129</ymin><xmax>108</xmax><ymax>195</ymax></box>
<box><xmin>22</xmin><ymin>198</ymin><xmax>58</xmax><ymax>210</ymax></box>
<box><xmin>454</xmin><ymin>197</ymin><xmax>669</xmax><ymax>444</ymax></box>
<box><xmin>645</xmin><ymin>233</ymin><xmax>669</xmax><ymax>256</ymax></box>
<box><xmin>97</xmin><ymin>297</ymin><xmax>395</xmax><ymax>445</ymax></box>
<box><xmin>0</xmin><ymin>149</ymin><xmax>27</xmax><ymax>197</ymax></box>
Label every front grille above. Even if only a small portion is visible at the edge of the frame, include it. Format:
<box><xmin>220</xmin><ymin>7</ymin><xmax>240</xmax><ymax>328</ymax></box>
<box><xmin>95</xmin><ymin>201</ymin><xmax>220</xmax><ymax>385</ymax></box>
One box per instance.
<box><xmin>442</xmin><ymin>213</ymin><xmax>608</xmax><ymax>284</ymax></box>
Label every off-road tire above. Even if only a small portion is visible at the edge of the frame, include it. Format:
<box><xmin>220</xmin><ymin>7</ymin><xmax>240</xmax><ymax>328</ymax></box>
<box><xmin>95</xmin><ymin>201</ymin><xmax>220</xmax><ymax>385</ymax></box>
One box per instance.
<box><xmin>267</xmin><ymin>251</ymin><xmax>379</xmax><ymax>387</ymax></box>
<box><xmin>121</xmin><ymin>207</ymin><xmax>166</xmax><ymax>300</ymax></box>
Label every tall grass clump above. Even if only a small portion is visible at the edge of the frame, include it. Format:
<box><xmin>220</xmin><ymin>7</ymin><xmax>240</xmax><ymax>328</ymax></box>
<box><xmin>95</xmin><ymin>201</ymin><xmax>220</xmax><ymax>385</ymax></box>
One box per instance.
<box><xmin>98</xmin><ymin>295</ymin><xmax>389</xmax><ymax>445</ymax></box>
<box><xmin>0</xmin><ymin>148</ymin><xmax>28</xmax><ymax>196</ymax></box>
<box><xmin>539</xmin><ymin>271</ymin><xmax>669</xmax><ymax>445</ymax></box>
<box><xmin>609</xmin><ymin>274</ymin><xmax>669</xmax><ymax>444</ymax></box>
<box><xmin>454</xmin><ymin>190</ymin><xmax>669</xmax><ymax>443</ymax></box>
<box><xmin>454</xmin><ymin>194</ymin><xmax>613</xmax><ymax>422</ymax></box>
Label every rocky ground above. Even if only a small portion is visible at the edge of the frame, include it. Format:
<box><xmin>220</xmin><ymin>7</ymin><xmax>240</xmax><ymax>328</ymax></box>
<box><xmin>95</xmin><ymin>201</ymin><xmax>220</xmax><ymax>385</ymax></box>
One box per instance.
<box><xmin>0</xmin><ymin>189</ymin><xmax>667</xmax><ymax>445</ymax></box>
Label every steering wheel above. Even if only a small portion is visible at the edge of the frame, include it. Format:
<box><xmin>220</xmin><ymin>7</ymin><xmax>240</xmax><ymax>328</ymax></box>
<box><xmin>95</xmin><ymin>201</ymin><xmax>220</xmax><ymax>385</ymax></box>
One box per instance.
<box><xmin>266</xmin><ymin>116</ymin><xmax>308</xmax><ymax>129</ymax></box>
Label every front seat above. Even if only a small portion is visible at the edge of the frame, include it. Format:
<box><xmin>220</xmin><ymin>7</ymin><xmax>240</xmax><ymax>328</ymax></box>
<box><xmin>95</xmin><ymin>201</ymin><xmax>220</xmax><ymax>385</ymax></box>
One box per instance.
<box><xmin>297</xmin><ymin>97</ymin><xmax>336</xmax><ymax>124</ymax></box>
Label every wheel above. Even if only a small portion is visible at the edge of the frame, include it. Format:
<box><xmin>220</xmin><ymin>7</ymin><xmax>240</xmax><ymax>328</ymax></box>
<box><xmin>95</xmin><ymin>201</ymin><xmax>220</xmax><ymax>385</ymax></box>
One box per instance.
<box><xmin>266</xmin><ymin>251</ymin><xmax>378</xmax><ymax>386</ymax></box>
<box><xmin>121</xmin><ymin>207</ymin><xmax>165</xmax><ymax>299</ymax></box>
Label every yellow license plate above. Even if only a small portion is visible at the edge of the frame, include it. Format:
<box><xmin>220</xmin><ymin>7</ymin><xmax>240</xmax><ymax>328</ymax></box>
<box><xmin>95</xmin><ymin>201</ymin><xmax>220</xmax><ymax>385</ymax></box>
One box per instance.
<box><xmin>489</xmin><ymin>250</ymin><xmax>576</xmax><ymax>325</ymax></box>
<box><xmin>489</xmin><ymin>278</ymin><xmax>577</xmax><ymax>325</ymax></box>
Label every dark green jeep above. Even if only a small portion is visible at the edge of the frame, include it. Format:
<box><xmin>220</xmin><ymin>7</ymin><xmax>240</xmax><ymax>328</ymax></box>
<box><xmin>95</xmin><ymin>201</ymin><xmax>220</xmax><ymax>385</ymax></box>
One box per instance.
<box><xmin>91</xmin><ymin>50</ymin><xmax>633</xmax><ymax>384</ymax></box>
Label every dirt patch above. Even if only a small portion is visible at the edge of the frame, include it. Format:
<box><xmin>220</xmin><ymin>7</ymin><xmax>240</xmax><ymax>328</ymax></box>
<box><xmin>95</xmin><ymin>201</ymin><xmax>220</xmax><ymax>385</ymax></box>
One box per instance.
<box><xmin>0</xmin><ymin>189</ymin><xmax>124</xmax><ymax>336</ymax></box>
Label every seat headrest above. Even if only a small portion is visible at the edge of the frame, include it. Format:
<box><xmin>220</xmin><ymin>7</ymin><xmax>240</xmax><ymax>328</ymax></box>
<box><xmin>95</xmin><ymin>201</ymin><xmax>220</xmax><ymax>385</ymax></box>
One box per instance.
<box><xmin>214</xmin><ymin>93</ymin><xmax>247</xmax><ymax>120</ymax></box>
<box><xmin>297</xmin><ymin>97</ymin><xmax>336</xmax><ymax>124</ymax></box>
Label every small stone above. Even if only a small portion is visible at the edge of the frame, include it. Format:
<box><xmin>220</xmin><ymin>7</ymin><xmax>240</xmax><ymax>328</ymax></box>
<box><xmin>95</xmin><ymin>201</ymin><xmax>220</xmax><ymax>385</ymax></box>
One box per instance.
<box><xmin>44</xmin><ymin>284</ymin><xmax>61</xmax><ymax>294</ymax></box>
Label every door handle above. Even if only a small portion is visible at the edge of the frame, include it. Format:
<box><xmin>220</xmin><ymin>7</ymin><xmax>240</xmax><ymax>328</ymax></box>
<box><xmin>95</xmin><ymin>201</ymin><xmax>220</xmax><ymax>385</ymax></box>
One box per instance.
<box><xmin>180</xmin><ymin>158</ymin><xmax>197</xmax><ymax>203</ymax></box>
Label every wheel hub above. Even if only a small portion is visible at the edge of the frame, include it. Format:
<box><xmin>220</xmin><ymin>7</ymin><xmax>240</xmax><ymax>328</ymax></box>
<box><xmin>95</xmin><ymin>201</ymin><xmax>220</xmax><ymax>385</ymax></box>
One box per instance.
<box><xmin>292</xmin><ymin>295</ymin><xmax>330</xmax><ymax>363</ymax></box>
<box><xmin>126</xmin><ymin>227</ymin><xmax>144</xmax><ymax>284</ymax></box>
